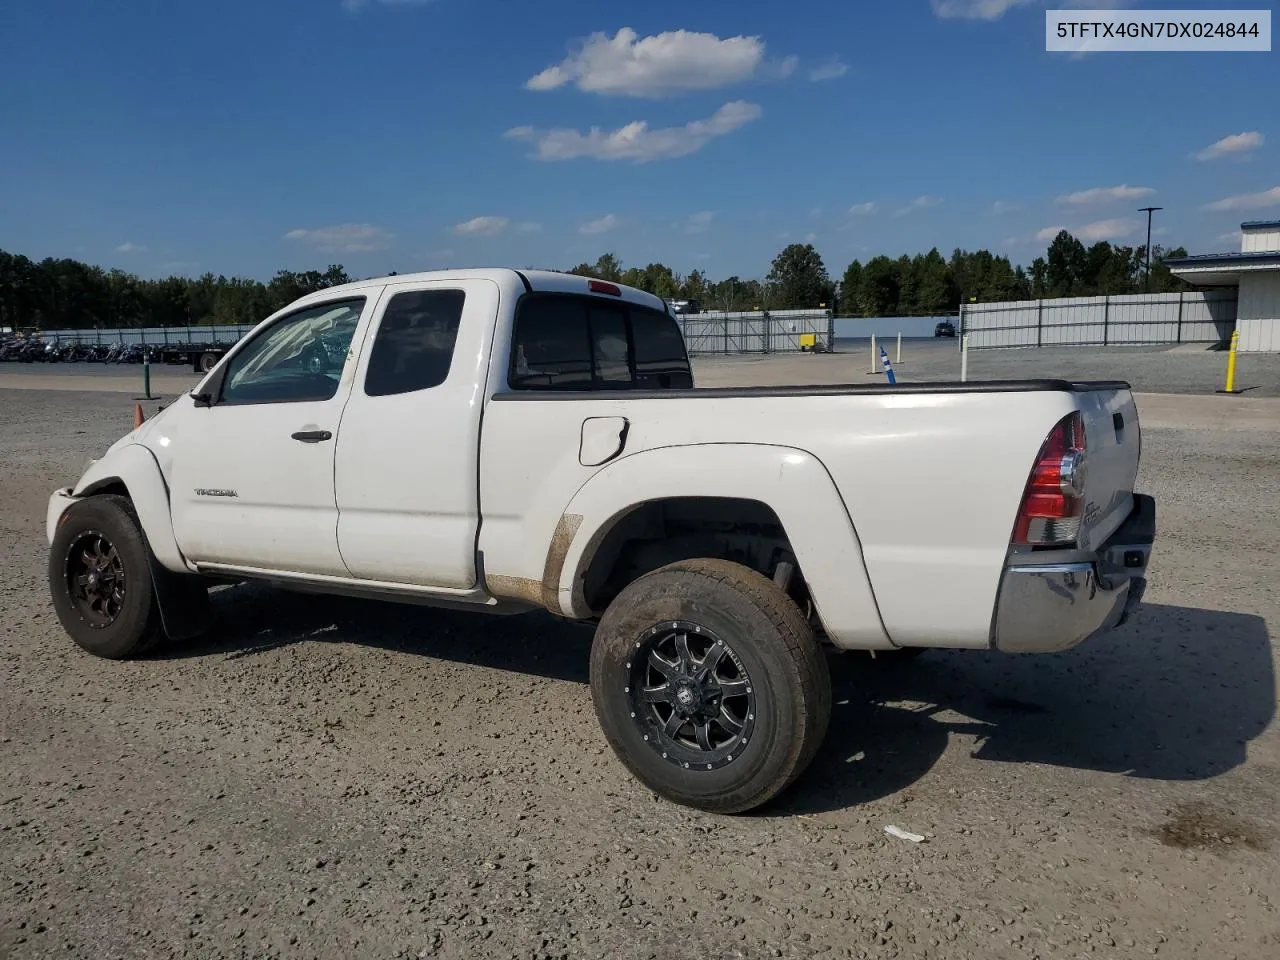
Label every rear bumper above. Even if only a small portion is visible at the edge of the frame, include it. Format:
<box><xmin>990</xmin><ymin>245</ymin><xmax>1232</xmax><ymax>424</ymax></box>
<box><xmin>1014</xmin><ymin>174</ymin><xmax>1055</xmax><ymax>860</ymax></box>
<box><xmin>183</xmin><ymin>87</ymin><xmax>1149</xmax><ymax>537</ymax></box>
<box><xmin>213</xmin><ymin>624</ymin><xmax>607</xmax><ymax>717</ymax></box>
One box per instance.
<box><xmin>992</xmin><ymin>494</ymin><xmax>1154</xmax><ymax>653</ymax></box>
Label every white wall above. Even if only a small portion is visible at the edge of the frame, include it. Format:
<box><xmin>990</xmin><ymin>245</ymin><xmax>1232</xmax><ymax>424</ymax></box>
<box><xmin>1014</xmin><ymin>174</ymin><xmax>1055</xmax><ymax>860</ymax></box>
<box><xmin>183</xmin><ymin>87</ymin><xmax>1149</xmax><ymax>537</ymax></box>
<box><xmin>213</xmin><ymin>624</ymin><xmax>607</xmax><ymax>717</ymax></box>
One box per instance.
<box><xmin>1237</xmin><ymin>273</ymin><xmax>1280</xmax><ymax>353</ymax></box>
<box><xmin>1242</xmin><ymin>230</ymin><xmax>1280</xmax><ymax>254</ymax></box>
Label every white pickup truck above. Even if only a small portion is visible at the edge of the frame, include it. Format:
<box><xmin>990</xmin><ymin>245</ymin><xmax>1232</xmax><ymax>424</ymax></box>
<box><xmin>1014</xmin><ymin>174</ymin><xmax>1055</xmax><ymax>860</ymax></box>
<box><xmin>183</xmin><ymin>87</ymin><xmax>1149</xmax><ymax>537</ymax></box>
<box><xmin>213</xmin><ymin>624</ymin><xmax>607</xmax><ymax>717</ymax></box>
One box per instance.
<box><xmin>46</xmin><ymin>268</ymin><xmax>1155</xmax><ymax>813</ymax></box>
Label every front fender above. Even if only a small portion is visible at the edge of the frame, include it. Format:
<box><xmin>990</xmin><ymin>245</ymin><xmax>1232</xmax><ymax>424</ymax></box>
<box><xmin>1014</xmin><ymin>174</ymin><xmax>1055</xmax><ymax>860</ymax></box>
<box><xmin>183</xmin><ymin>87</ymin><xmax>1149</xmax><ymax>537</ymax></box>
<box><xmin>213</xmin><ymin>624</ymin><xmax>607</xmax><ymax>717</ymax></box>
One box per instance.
<box><xmin>555</xmin><ymin>443</ymin><xmax>891</xmax><ymax>650</ymax></box>
<box><xmin>52</xmin><ymin>443</ymin><xmax>191</xmax><ymax>574</ymax></box>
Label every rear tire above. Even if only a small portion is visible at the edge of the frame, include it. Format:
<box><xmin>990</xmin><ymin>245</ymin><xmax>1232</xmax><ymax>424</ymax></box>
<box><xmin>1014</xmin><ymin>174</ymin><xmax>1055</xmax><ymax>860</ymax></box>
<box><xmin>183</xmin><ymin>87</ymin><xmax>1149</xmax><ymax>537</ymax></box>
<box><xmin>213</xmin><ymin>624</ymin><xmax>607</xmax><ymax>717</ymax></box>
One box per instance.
<box><xmin>48</xmin><ymin>495</ymin><xmax>164</xmax><ymax>659</ymax></box>
<box><xmin>589</xmin><ymin>558</ymin><xmax>831</xmax><ymax>814</ymax></box>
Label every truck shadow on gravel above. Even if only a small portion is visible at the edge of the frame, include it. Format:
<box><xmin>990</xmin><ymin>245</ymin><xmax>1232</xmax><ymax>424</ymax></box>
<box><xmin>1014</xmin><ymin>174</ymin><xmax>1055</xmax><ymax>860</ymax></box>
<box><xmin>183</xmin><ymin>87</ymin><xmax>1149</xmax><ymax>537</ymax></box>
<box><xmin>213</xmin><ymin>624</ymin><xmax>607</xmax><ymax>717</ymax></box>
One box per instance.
<box><xmin>167</xmin><ymin>591</ymin><xmax>1273</xmax><ymax>816</ymax></box>
<box><xmin>164</xmin><ymin>582</ymin><xmax>598</xmax><ymax>683</ymax></box>
<box><xmin>778</xmin><ymin>602</ymin><xmax>1275</xmax><ymax>815</ymax></box>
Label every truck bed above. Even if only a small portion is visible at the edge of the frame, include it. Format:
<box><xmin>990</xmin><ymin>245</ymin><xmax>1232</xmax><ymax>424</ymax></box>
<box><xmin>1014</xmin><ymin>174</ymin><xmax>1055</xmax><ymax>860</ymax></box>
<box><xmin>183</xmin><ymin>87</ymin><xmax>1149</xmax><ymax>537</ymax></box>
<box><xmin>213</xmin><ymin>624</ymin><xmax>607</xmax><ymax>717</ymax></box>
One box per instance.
<box><xmin>478</xmin><ymin>377</ymin><xmax>1142</xmax><ymax>651</ymax></box>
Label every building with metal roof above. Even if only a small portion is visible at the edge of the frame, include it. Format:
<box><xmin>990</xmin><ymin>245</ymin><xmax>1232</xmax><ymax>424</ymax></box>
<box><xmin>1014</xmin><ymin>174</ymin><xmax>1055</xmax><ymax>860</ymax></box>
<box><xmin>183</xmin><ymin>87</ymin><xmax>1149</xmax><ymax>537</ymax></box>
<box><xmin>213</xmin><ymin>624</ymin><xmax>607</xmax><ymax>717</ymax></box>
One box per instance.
<box><xmin>1167</xmin><ymin>221</ymin><xmax>1280</xmax><ymax>352</ymax></box>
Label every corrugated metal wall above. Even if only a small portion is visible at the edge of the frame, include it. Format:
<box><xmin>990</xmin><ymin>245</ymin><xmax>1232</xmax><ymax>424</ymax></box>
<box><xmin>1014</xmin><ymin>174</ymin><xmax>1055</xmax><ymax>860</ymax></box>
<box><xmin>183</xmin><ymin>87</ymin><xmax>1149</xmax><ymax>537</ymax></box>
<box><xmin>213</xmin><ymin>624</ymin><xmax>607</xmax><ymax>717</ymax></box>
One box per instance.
<box><xmin>678</xmin><ymin>310</ymin><xmax>832</xmax><ymax>355</ymax></box>
<box><xmin>1237</xmin><ymin>274</ymin><xmax>1280</xmax><ymax>353</ymax></box>
<box><xmin>1242</xmin><ymin>230</ymin><xmax>1280</xmax><ymax>253</ymax></box>
<box><xmin>961</xmin><ymin>291</ymin><xmax>1237</xmax><ymax>350</ymax></box>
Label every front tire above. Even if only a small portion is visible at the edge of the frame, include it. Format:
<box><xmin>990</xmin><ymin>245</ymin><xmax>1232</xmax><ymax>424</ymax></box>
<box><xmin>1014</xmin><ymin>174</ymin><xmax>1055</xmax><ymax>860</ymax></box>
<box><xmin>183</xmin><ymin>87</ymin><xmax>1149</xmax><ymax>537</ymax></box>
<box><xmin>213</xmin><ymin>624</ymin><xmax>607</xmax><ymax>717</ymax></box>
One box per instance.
<box><xmin>48</xmin><ymin>495</ymin><xmax>164</xmax><ymax>659</ymax></box>
<box><xmin>589</xmin><ymin>558</ymin><xmax>831</xmax><ymax>814</ymax></box>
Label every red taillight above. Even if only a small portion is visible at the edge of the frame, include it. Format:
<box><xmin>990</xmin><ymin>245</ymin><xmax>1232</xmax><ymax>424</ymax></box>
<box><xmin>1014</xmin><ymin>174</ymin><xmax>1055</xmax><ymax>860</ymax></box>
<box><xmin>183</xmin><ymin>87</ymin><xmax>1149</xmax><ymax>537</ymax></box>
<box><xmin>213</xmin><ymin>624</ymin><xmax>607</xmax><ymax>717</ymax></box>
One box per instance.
<box><xmin>588</xmin><ymin>279</ymin><xmax>621</xmax><ymax>296</ymax></box>
<box><xmin>1013</xmin><ymin>412</ymin><xmax>1087</xmax><ymax>546</ymax></box>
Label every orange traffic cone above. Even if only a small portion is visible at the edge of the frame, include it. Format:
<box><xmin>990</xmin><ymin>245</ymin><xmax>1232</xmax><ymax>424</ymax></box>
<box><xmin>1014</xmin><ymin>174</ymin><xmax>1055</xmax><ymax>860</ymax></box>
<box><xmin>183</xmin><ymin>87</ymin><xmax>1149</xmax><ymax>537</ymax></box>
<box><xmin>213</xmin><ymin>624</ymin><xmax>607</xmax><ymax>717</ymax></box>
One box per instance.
<box><xmin>133</xmin><ymin>403</ymin><xmax>145</xmax><ymax>429</ymax></box>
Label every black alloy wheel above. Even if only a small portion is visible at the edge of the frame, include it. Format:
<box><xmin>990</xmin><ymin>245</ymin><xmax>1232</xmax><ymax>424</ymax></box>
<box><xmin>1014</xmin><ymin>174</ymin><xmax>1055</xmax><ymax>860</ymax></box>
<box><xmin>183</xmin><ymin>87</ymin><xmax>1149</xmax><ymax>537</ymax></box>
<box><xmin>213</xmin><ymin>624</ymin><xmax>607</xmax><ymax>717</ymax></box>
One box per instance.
<box><xmin>64</xmin><ymin>530</ymin><xmax>126</xmax><ymax>628</ymax></box>
<box><xmin>627</xmin><ymin>621</ymin><xmax>755</xmax><ymax>771</ymax></box>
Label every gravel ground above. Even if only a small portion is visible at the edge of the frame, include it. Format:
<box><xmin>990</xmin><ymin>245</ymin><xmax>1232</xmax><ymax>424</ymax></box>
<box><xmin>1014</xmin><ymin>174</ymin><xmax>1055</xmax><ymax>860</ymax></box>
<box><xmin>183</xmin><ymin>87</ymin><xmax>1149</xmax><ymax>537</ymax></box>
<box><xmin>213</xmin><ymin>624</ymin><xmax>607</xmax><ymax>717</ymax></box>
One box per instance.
<box><xmin>1</xmin><ymin>364</ymin><xmax>1278</xmax><ymax>960</ymax></box>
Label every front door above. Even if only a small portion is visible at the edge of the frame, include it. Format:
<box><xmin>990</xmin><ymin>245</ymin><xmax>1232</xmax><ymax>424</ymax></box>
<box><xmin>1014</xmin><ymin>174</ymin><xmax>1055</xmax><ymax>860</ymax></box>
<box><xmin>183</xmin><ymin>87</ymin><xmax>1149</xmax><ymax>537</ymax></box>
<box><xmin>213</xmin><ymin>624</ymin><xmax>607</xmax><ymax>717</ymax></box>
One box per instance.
<box><xmin>334</xmin><ymin>278</ymin><xmax>498</xmax><ymax>588</ymax></box>
<box><xmin>169</xmin><ymin>296</ymin><xmax>371</xmax><ymax>576</ymax></box>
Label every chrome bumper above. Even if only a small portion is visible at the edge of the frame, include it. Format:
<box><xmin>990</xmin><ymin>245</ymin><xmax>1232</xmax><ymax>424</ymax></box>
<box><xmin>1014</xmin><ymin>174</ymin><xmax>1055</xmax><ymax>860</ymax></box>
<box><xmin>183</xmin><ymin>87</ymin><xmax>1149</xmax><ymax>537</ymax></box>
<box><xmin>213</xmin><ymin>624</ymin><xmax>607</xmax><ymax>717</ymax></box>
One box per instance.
<box><xmin>993</xmin><ymin>494</ymin><xmax>1154</xmax><ymax>653</ymax></box>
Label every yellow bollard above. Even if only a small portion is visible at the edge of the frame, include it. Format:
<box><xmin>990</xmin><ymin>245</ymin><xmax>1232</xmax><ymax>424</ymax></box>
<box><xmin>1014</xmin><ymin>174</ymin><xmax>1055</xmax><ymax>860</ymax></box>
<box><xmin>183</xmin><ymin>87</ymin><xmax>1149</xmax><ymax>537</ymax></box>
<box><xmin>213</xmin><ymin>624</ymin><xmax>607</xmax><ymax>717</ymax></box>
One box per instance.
<box><xmin>1216</xmin><ymin>330</ymin><xmax>1242</xmax><ymax>394</ymax></box>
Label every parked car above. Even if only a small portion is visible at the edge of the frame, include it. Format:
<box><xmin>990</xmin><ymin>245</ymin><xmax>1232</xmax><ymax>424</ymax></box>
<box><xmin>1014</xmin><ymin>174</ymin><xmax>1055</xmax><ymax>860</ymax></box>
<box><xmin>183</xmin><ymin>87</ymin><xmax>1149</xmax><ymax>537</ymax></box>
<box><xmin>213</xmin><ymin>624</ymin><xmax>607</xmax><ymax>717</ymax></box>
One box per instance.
<box><xmin>664</xmin><ymin>298</ymin><xmax>701</xmax><ymax>315</ymax></box>
<box><xmin>935</xmin><ymin>319</ymin><xmax>956</xmax><ymax>337</ymax></box>
<box><xmin>45</xmin><ymin>269</ymin><xmax>1155</xmax><ymax>813</ymax></box>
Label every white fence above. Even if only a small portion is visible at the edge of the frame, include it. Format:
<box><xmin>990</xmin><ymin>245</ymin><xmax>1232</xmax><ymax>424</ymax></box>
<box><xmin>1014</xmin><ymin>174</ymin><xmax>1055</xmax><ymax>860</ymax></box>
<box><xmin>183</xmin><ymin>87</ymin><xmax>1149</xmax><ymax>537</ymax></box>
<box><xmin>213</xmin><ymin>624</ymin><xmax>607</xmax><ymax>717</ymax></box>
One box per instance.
<box><xmin>959</xmin><ymin>291</ymin><xmax>1237</xmax><ymax>349</ymax></box>
<box><xmin>36</xmin><ymin>325</ymin><xmax>253</xmax><ymax>346</ymax></box>
<box><xmin>678</xmin><ymin>309</ymin><xmax>832</xmax><ymax>355</ymax></box>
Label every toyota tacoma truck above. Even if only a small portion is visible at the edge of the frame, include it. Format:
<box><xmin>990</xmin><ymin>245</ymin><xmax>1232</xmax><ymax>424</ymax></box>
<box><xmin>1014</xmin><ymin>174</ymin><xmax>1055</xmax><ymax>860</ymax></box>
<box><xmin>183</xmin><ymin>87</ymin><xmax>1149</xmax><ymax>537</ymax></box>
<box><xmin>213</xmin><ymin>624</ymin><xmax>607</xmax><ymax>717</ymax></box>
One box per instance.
<box><xmin>45</xmin><ymin>268</ymin><xmax>1155</xmax><ymax>813</ymax></box>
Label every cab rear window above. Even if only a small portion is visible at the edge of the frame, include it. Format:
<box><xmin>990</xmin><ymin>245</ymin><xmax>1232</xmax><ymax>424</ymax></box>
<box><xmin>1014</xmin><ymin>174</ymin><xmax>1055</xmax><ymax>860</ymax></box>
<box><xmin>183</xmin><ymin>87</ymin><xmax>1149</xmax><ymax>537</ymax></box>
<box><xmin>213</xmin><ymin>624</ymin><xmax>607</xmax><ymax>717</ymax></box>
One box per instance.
<box><xmin>509</xmin><ymin>293</ymin><xmax>692</xmax><ymax>391</ymax></box>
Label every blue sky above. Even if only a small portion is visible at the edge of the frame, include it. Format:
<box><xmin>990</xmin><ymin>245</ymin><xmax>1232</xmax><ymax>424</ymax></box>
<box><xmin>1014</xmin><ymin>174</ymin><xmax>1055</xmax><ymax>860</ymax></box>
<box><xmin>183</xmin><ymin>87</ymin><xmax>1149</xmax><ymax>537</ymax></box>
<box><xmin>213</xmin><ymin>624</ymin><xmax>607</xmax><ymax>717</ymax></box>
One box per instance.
<box><xmin>1</xmin><ymin>0</ymin><xmax>1275</xmax><ymax>282</ymax></box>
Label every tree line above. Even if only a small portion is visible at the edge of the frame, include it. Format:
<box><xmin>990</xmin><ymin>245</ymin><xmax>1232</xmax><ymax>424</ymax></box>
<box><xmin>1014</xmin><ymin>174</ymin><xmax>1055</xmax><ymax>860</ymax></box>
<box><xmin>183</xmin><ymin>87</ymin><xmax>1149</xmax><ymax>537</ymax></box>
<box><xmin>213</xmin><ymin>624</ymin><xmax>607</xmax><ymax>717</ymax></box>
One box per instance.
<box><xmin>569</xmin><ymin>231</ymin><xmax>1190</xmax><ymax>315</ymax></box>
<box><xmin>0</xmin><ymin>229</ymin><xmax>1192</xmax><ymax>331</ymax></box>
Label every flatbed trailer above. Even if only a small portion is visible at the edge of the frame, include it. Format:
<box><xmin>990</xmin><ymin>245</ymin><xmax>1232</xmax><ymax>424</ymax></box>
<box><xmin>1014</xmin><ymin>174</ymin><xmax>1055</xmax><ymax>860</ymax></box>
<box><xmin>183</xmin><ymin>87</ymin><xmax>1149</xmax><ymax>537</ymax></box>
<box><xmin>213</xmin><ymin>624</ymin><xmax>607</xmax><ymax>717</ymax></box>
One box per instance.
<box><xmin>151</xmin><ymin>342</ymin><xmax>233</xmax><ymax>372</ymax></box>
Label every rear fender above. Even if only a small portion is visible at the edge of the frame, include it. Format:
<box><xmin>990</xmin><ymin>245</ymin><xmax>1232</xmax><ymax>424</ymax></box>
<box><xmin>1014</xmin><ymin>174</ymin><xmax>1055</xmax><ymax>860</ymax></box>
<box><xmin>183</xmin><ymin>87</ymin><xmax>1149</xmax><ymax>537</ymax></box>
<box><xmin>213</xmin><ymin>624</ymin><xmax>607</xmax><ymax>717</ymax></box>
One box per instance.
<box><xmin>555</xmin><ymin>443</ymin><xmax>891</xmax><ymax>650</ymax></box>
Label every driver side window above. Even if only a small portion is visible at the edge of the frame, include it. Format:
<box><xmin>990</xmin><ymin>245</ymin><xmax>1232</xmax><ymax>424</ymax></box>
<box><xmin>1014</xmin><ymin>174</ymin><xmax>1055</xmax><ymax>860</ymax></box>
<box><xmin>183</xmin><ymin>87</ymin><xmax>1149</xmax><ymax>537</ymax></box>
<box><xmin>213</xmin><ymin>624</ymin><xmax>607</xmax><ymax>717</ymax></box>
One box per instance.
<box><xmin>220</xmin><ymin>298</ymin><xmax>366</xmax><ymax>405</ymax></box>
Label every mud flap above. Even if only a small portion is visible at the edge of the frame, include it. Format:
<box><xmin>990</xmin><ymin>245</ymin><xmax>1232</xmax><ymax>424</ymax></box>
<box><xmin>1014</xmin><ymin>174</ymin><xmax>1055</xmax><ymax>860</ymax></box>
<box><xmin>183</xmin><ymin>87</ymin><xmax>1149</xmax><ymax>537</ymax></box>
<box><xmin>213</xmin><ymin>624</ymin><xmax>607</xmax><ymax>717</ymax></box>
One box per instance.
<box><xmin>148</xmin><ymin>554</ymin><xmax>212</xmax><ymax>641</ymax></box>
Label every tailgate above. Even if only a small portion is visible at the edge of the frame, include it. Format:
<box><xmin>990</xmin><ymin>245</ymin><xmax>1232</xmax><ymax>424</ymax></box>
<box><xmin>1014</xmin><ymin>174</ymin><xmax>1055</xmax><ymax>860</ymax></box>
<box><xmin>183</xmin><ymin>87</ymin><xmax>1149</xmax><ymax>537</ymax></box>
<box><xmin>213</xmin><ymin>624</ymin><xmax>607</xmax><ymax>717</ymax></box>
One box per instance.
<box><xmin>1074</xmin><ymin>386</ymin><xmax>1141</xmax><ymax>552</ymax></box>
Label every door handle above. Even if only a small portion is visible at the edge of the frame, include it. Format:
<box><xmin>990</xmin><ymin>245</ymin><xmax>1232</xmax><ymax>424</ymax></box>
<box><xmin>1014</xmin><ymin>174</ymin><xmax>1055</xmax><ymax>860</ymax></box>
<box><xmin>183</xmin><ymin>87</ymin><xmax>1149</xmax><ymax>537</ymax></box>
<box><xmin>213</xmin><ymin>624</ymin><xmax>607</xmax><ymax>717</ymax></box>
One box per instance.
<box><xmin>291</xmin><ymin>430</ymin><xmax>332</xmax><ymax>443</ymax></box>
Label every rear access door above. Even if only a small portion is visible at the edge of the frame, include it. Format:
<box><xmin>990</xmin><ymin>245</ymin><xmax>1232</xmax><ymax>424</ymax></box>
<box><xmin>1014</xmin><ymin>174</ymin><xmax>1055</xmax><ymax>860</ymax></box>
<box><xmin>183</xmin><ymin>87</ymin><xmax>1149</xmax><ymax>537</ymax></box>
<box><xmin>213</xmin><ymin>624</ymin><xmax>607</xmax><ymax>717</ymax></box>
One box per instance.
<box><xmin>333</xmin><ymin>277</ymin><xmax>501</xmax><ymax>588</ymax></box>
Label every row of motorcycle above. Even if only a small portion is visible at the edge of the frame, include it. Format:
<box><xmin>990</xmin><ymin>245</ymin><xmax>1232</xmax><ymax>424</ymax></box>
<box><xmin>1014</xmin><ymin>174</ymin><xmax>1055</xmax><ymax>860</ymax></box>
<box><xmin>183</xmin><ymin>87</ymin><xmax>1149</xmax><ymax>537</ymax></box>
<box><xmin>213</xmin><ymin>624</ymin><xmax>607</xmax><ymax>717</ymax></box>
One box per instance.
<box><xmin>0</xmin><ymin>339</ymin><xmax>154</xmax><ymax>363</ymax></box>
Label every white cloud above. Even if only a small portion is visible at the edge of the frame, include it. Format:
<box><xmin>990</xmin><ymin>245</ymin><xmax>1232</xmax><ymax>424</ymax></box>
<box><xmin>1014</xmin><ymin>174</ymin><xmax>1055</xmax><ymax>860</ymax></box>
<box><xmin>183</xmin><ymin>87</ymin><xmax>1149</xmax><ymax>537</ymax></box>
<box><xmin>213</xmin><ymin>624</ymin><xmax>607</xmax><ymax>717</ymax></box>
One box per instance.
<box><xmin>1056</xmin><ymin>184</ymin><xmax>1155</xmax><ymax>206</ymax></box>
<box><xmin>683</xmin><ymin>211</ymin><xmax>714</xmax><ymax>234</ymax></box>
<box><xmin>932</xmin><ymin>0</ymin><xmax>1121</xmax><ymax>19</ymax></box>
<box><xmin>451</xmin><ymin>216</ymin><xmax>509</xmax><ymax>237</ymax></box>
<box><xmin>525</xmin><ymin>27</ymin><xmax>794</xmax><ymax>98</ymax></box>
<box><xmin>1075</xmin><ymin>218</ymin><xmax>1140</xmax><ymax>242</ymax></box>
<box><xmin>115</xmin><ymin>242</ymin><xmax>145</xmax><ymax>253</ymax></box>
<box><xmin>505</xmin><ymin>100</ymin><xmax>762</xmax><ymax>163</ymax></box>
<box><xmin>809</xmin><ymin>60</ymin><xmax>849</xmax><ymax>82</ymax></box>
<box><xmin>1035</xmin><ymin>219</ymin><xmax>1140</xmax><ymax>243</ymax></box>
<box><xmin>283</xmin><ymin>223</ymin><xmax>394</xmax><ymax>253</ymax></box>
<box><xmin>1195</xmin><ymin>131</ymin><xmax>1264</xmax><ymax>161</ymax></box>
<box><xmin>804</xmin><ymin>232</ymin><xmax>819</xmax><ymax>244</ymax></box>
<box><xmin>579</xmin><ymin>214</ymin><xmax>620</xmax><ymax>236</ymax></box>
<box><xmin>1204</xmin><ymin>186</ymin><xmax>1280</xmax><ymax>212</ymax></box>
<box><xmin>891</xmin><ymin>195</ymin><xmax>943</xmax><ymax>218</ymax></box>
<box><xmin>848</xmin><ymin>202</ymin><xmax>878</xmax><ymax>216</ymax></box>
<box><xmin>342</xmin><ymin>0</ymin><xmax>435</xmax><ymax>12</ymax></box>
<box><xmin>765</xmin><ymin>56</ymin><xmax>799</xmax><ymax>80</ymax></box>
<box><xmin>931</xmin><ymin>0</ymin><xmax>1031</xmax><ymax>19</ymax></box>
<box><xmin>990</xmin><ymin>200</ymin><xmax>1022</xmax><ymax>216</ymax></box>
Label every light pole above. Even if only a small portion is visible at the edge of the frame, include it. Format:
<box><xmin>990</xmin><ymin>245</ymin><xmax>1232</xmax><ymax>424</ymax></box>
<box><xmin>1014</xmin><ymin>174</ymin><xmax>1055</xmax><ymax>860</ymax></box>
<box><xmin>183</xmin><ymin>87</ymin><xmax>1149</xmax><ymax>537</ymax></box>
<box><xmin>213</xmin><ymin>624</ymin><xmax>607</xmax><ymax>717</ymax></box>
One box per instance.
<box><xmin>1138</xmin><ymin>206</ymin><xmax>1163</xmax><ymax>292</ymax></box>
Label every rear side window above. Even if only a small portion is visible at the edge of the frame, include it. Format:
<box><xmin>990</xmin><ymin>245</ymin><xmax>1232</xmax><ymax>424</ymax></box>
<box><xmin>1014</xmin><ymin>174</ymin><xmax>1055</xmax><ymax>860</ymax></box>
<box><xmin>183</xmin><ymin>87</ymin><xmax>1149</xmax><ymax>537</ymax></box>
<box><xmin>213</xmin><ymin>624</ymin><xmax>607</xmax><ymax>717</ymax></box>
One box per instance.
<box><xmin>633</xmin><ymin>313</ymin><xmax>693</xmax><ymax>389</ymax></box>
<box><xmin>510</xmin><ymin>294</ymin><xmax>691</xmax><ymax>391</ymax></box>
<box><xmin>364</xmin><ymin>289</ymin><xmax>465</xmax><ymax>397</ymax></box>
<box><xmin>510</xmin><ymin>295</ymin><xmax>593</xmax><ymax>389</ymax></box>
